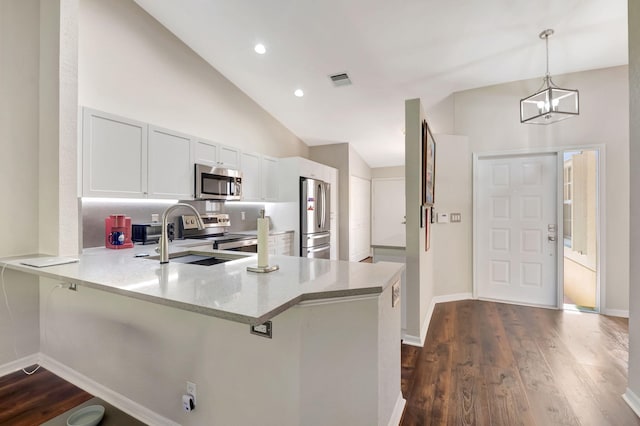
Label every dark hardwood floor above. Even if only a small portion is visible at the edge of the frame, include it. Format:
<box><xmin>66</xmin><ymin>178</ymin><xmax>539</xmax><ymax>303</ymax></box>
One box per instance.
<box><xmin>1</xmin><ymin>300</ymin><xmax>636</xmax><ymax>425</ymax></box>
<box><xmin>401</xmin><ymin>300</ymin><xmax>640</xmax><ymax>426</ymax></box>
<box><xmin>0</xmin><ymin>366</ymin><xmax>92</xmax><ymax>426</ymax></box>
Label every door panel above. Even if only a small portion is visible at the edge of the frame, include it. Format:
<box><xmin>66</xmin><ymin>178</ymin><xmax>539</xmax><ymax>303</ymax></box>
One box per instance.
<box><xmin>371</xmin><ymin>178</ymin><xmax>406</xmax><ymax>246</ymax></box>
<box><xmin>477</xmin><ymin>153</ymin><xmax>557</xmax><ymax>306</ymax></box>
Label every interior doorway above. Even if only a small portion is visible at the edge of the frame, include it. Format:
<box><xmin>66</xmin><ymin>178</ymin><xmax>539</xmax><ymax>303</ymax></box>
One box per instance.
<box><xmin>562</xmin><ymin>149</ymin><xmax>600</xmax><ymax>312</ymax></box>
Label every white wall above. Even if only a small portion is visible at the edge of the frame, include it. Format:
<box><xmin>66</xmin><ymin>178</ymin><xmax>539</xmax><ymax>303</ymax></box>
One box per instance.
<box><xmin>310</xmin><ymin>143</ymin><xmax>373</xmax><ymax>261</ymax></box>
<box><xmin>371</xmin><ymin>166</ymin><xmax>405</xmax><ymax>179</ymax></box>
<box><xmin>78</xmin><ymin>0</ymin><xmax>308</xmax><ymax>159</ymax></box>
<box><xmin>404</xmin><ymin>99</ymin><xmax>435</xmax><ymax>344</ymax></box>
<box><xmin>452</xmin><ymin>65</ymin><xmax>630</xmax><ymax>314</ymax></box>
<box><xmin>39</xmin><ymin>0</ymin><xmax>79</xmax><ymax>257</ymax></box>
<box><xmin>0</xmin><ymin>0</ymin><xmax>42</xmax><ymax>368</ymax></box>
<box><xmin>431</xmin><ymin>135</ymin><xmax>472</xmax><ymax>297</ymax></box>
<box><xmin>349</xmin><ymin>144</ymin><xmax>372</xmax><ymax>179</ymax></box>
<box><xmin>626</xmin><ymin>0</ymin><xmax>640</xmax><ymax>405</ymax></box>
<box><xmin>0</xmin><ymin>0</ymin><xmax>41</xmax><ymax>258</ymax></box>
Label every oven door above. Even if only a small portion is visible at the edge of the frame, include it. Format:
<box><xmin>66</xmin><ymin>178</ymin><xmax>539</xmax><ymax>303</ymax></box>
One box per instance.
<box><xmin>216</xmin><ymin>238</ymin><xmax>258</xmax><ymax>252</ymax></box>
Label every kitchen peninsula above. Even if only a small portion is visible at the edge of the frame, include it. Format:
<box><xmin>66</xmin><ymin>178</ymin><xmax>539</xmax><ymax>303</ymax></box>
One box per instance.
<box><xmin>0</xmin><ymin>243</ymin><xmax>405</xmax><ymax>426</ymax></box>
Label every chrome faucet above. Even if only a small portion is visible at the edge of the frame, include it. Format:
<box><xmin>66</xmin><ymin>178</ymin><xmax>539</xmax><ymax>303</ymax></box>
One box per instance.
<box><xmin>158</xmin><ymin>203</ymin><xmax>204</xmax><ymax>264</ymax></box>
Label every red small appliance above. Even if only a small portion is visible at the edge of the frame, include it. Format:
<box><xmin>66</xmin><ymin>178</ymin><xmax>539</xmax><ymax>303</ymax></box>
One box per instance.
<box><xmin>105</xmin><ymin>214</ymin><xmax>134</xmax><ymax>249</ymax></box>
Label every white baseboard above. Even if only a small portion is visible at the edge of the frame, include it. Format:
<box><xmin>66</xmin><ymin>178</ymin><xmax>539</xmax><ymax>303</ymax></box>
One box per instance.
<box><xmin>39</xmin><ymin>353</ymin><xmax>179</xmax><ymax>426</ymax></box>
<box><xmin>0</xmin><ymin>353</ymin><xmax>40</xmax><ymax>377</ymax></box>
<box><xmin>387</xmin><ymin>392</ymin><xmax>407</xmax><ymax>426</ymax></box>
<box><xmin>623</xmin><ymin>388</ymin><xmax>640</xmax><ymax>418</ymax></box>
<box><xmin>603</xmin><ymin>309</ymin><xmax>629</xmax><ymax>318</ymax></box>
<box><xmin>402</xmin><ymin>293</ymin><xmax>473</xmax><ymax>347</ymax></box>
<box><xmin>432</xmin><ymin>292</ymin><xmax>473</xmax><ymax>304</ymax></box>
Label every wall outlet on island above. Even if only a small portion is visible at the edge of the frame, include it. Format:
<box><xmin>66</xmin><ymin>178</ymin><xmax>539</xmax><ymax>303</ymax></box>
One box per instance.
<box><xmin>187</xmin><ymin>381</ymin><xmax>197</xmax><ymax>405</ymax></box>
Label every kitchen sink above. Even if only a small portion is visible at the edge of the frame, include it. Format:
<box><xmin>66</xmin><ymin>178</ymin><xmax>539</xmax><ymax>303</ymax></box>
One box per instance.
<box><xmin>170</xmin><ymin>254</ymin><xmax>231</xmax><ymax>266</ymax></box>
<box><xmin>142</xmin><ymin>250</ymin><xmax>247</xmax><ymax>265</ymax></box>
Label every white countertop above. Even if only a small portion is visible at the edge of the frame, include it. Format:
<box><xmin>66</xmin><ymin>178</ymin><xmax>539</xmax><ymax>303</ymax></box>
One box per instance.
<box><xmin>0</xmin><ymin>242</ymin><xmax>403</xmax><ymax>325</ymax></box>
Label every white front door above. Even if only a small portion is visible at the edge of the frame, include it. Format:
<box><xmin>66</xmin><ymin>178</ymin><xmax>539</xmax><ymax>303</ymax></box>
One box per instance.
<box><xmin>476</xmin><ymin>153</ymin><xmax>558</xmax><ymax>306</ymax></box>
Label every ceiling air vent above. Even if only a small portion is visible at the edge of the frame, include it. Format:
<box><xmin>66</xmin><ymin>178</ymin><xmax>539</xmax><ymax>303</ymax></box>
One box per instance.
<box><xmin>329</xmin><ymin>72</ymin><xmax>352</xmax><ymax>87</ymax></box>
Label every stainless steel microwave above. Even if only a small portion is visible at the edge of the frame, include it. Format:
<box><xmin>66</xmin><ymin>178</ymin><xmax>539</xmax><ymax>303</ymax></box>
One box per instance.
<box><xmin>194</xmin><ymin>164</ymin><xmax>242</xmax><ymax>201</ymax></box>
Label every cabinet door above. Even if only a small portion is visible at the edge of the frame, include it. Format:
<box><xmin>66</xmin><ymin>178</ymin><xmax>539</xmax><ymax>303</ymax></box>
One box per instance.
<box><xmin>262</xmin><ymin>156</ymin><xmax>279</xmax><ymax>201</ymax></box>
<box><xmin>219</xmin><ymin>145</ymin><xmax>240</xmax><ymax>169</ymax></box>
<box><xmin>327</xmin><ymin>167</ymin><xmax>338</xmax><ymax>260</ymax></box>
<box><xmin>275</xmin><ymin>233</ymin><xmax>294</xmax><ymax>255</ymax></box>
<box><xmin>349</xmin><ymin>175</ymin><xmax>371</xmax><ymax>261</ymax></box>
<box><xmin>240</xmin><ymin>151</ymin><xmax>261</xmax><ymax>201</ymax></box>
<box><xmin>82</xmin><ymin>108</ymin><xmax>147</xmax><ymax>198</ymax></box>
<box><xmin>193</xmin><ymin>139</ymin><xmax>218</xmax><ymax>167</ymax></box>
<box><xmin>148</xmin><ymin>126</ymin><xmax>193</xmax><ymax>199</ymax></box>
<box><xmin>372</xmin><ymin>178</ymin><xmax>406</xmax><ymax>246</ymax></box>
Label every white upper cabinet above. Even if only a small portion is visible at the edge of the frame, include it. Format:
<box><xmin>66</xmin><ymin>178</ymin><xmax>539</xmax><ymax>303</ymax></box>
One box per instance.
<box><xmin>240</xmin><ymin>152</ymin><xmax>279</xmax><ymax>201</ymax></box>
<box><xmin>298</xmin><ymin>157</ymin><xmax>328</xmax><ymax>181</ymax></box>
<box><xmin>240</xmin><ymin>151</ymin><xmax>261</xmax><ymax>201</ymax></box>
<box><xmin>81</xmin><ymin>108</ymin><xmax>280</xmax><ymax>201</ymax></box>
<box><xmin>219</xmin><ymin>145</ymin><xmax>240</xmax><ymax>169</ymax></box>
<box><xmin>82</xmin><ymin>108</ymin><xmax>148</xmax><ymax>198</ymax></box>
<box><xmin>193</xmin><ymin>139</ymin><xmax>240</xmax><ymax>170</ymax></box>
<box><xmin>148</xmin><ymin>126</ymin><xmax>193</xmax><ymax>199</ymax></box>
<box><xmin>262</xmin><ymin>155</ymin><xmax>279</xmax><ymax>201</ymax></box>
<box><xmin>193</xmin><ymin>139</ymin><xmax>218</xmax><ymax>167</ymax></box>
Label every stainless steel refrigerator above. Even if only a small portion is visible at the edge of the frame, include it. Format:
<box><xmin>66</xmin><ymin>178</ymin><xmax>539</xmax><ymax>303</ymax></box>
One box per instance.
<box><xmin>300</xmin><ymin>177</ymin><xmax>331</xmax><ymax>259</ymax></box>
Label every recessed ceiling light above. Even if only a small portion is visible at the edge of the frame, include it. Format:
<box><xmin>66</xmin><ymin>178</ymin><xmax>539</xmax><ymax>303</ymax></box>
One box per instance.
<box><xmin>254</xmin><ymin>43</ymin><xmax>266</xmax><ymax>54</ymax></box>
<box><xmin>294</xmin><ymin>89</ymin><xmax>304</xmax><ymax>97</ymax></box>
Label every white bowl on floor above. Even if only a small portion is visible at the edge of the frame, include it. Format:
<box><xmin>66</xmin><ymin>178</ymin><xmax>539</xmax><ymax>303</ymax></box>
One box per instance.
<box><xmin>66</xmin><ymin>404</ymin><xmax>105</xmax><ymax>426</ymax></box>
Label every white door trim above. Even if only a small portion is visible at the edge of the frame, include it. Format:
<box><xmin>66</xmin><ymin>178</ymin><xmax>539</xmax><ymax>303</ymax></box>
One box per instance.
<box><xmin>472</xmin><ymin>145</ymin><xmax>606</xmax><ymax>311</ymax></box>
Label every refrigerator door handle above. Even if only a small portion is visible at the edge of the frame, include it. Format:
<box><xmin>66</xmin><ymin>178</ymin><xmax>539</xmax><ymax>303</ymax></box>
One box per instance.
<box><xmin>316</xmin><ymin>183</ymin><xmax>322</xmax><ymax>230</ymax></box>
<box><xmin>321</xmin><ymin>185</ymin><xmax>326</xmax><ymax>229</ymax></box>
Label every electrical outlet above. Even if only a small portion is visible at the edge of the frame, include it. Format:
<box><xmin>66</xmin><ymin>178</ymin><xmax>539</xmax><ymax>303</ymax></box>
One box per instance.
<box><xmin>187</xmin><ymin>381</ymin><xmax>197</xmax><ymax>405</ymax></box>
<box><xmin>250</xmin><ymin>321</ymin><xmax>272</xmax><ymax>338</ymax></box>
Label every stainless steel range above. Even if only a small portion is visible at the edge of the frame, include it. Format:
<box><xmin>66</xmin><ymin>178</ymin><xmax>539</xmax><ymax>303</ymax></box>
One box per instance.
<box><xmin>179</xmin><ymin>213</ymin><xmax>258</xmax><ymax>252</ymax></box>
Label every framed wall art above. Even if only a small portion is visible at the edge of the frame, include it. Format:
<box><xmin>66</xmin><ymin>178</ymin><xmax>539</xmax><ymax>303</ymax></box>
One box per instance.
<box><xmin>422</xmin><ymin>120</ymin><xmax>436</xmax><ymax>206</ymax></box>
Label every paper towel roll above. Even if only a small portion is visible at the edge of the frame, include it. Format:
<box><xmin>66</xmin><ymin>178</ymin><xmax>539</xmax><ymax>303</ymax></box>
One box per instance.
<box><xmin>257</xmin><ymin>217</ymin><xmax>269</xmax><ymax>267</ymax></box>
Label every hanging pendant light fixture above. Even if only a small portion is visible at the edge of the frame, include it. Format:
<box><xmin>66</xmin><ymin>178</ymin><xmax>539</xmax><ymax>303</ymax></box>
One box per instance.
<box><xmin>520</xmin><ymin>29</ymin><xmax>579</xmax><ymax>124</ymax></box>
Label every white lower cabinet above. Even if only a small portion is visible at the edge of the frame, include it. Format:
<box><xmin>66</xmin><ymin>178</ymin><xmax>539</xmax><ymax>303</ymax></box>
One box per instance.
<box><xmin>267</xmin><ymin>233</ymin><xmax>293</xmax><ymax>256</ymax></box>
<box><xmin>275</xmin><ymin>232</ymin><xmax>294</xmax><ymax>255</ymax></box>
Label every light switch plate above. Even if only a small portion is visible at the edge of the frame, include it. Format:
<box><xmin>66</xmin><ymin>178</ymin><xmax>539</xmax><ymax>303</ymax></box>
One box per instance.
<box><xmin>450</xmin><ymin>213</ymin><xmax>462</xmax><ymax>223</ymax></box>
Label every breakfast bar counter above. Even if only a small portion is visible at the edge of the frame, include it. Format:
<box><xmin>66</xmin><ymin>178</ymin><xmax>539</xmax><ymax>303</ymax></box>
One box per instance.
<box><xmin>0</xmin><ymin>244</ymin><xmax>405</xmax><ymax>426</ymax></box>
<box><xmin>0</xmin><ymin>243</ymin><xmax>402</xmax><ymax>325</ymax></box>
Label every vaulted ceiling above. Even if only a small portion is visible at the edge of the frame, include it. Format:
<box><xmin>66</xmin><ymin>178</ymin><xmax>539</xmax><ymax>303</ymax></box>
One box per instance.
<box><xmin>134</xmin><ymin>0</ymin><xmax>628</xmax><ymax>167</ymax></box>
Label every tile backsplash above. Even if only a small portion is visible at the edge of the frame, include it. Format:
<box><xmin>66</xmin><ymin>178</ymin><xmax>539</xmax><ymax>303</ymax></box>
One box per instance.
<box><xmin>82</xmin><ymin>199</ymin><xmax>266</xmax><ymax>248</ymax></box>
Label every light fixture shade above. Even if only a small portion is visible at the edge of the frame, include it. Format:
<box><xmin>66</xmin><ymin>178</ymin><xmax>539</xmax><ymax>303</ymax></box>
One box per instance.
<box><xmin>520</xmin><ymin>86</ymin><xmax>579</xmax><ymax>124</ymax></box>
